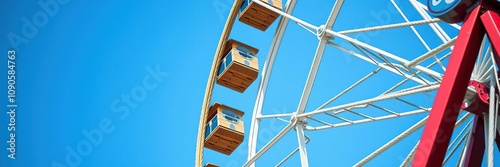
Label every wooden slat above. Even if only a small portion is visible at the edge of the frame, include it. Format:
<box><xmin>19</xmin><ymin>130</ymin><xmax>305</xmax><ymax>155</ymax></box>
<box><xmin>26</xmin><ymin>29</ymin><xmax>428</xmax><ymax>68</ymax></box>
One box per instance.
<box><xmin>204</xmin><ymin>126</ymin><xmax>244</xmax><ymax>155</ymax></box>
<box><xmin>217</xmin><ymin>61</ymin><xmax>258</xmax><ymax>93</ymax></box>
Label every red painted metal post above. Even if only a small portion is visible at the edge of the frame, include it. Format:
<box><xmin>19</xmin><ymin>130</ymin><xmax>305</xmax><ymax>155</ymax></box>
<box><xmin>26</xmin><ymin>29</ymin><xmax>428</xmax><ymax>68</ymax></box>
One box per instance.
<box><xmin>463</xmin><ymin>116</ymin><xmax>485</xmax><ymax>167</ymax></box>
<box><xmin>412</xmin><ymin>6</ymin><xmax>486</xmax><ymax>167</ymax></box>
<box><xmin>482</xmin><ymin>8</ymin><xmax>500</xmax><ymax>64</ymax></box>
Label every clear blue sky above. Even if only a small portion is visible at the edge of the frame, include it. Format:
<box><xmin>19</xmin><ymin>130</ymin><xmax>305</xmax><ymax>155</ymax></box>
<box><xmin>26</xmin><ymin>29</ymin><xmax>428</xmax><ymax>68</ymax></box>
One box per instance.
<box><xmin>0</xmin><ymin>0</ymin><xmax>498</xmax><ymax>166</ymax></box>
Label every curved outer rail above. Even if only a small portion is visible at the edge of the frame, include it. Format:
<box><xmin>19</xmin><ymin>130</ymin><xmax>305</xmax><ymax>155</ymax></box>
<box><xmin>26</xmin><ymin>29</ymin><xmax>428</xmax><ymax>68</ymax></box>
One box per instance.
<box><xmin>194</xmin><ymin>0</ymin><xmax>242</xmax><ymax>166</ymax></box>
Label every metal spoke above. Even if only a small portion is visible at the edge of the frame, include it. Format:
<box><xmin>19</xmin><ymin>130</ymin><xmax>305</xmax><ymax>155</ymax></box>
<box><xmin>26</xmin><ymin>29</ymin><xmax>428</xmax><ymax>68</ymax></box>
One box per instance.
<box><xmin>338</xmin><ymin>18</ymin><xmax>441</xmax><ymax>34</ymax></box>
<box><xmin>400</xmin><ymin>141</ymin><xmax>419</xmax><ymax>167</ymax></box>
<box><xmin>316</xmin><ymin>68</ymin><xmax>381</xmax><ymax>110</ymax></box>
<box><xmin>276</xmin><ymin>135</ymin><xmax>310</xmax><ymax>167</ymax></box>
<box><xmin>355</xmin><ymin>116</ymin><xmax>428</xmax><ymax>166</ymax></box>
<box><xmin>443</xmin><ymin>119</ymin><xmax>473</xmax><ymax>165</ymax></box>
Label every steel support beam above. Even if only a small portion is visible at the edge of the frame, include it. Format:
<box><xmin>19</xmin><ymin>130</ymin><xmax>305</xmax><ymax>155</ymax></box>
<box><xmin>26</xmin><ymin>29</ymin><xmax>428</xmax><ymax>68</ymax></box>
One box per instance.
<box><xmin>296</xmin><ymin>124</ymin><xmax>309</xmax><ymax>167</ymax></box>
<box><xmin>412</xmin><ymin>5</ymin><xmax>485</xmax><ymax>167</ymax></box>
<box><xmin>482</xmin><ymin>5</ymin><xmax>500</xmax><ymax>66</ymax></box>
<box><xmin>296</xmin><ymin>0</ymin><xmax>345</xmax><ymax>115</ymax></box>
<box><xmin>243</xmin><ymin>122</ymin><xmax>295</xmax><ymax>167</ymax></box>
<box><xmin>414</xmin><ymin>1</ymin><xmax>500</xmax><ymax>166</ymax></box>
<box><xmin>292</xmin><ymin>1</ymin><xmax>345</xmax><ymax>166</ymax></box>
<box><xmin>463</xmin><ymin>116</ymin><xmax>485</xmax><ymax>167</ymax></box>
<box><xmin>406</xmin><ymin>38</ymin><xmax>456</xmax><ymax>68</ymax></box>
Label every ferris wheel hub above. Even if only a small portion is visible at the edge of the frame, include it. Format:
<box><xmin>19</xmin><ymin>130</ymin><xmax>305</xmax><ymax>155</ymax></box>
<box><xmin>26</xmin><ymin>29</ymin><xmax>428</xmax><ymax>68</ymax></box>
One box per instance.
<box><xmin>427</xmin><ymin>0</ymin><xmax>478</xmax><ymax>23</ymax></box>
<box><xmin>462</xmin><ymin>80</ymin><xmax>492</xmax><ymax>115</ymax></box>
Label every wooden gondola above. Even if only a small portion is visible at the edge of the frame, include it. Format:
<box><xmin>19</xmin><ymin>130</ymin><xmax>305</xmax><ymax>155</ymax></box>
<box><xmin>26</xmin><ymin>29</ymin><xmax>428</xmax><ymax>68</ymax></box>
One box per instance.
<box><xmin>204</xmin><ymin>103</ymin><xmax>245</xmax><ymax>155</ymax></box>
<box><xmin>216</xmin><ymin>39</ymin><xmax>259</xmax><ymax>93</ymax></box>
<box><xmin>239</xmin><ymin>0</ymin><xmax>283</xmax><ymax>31</ymax></box>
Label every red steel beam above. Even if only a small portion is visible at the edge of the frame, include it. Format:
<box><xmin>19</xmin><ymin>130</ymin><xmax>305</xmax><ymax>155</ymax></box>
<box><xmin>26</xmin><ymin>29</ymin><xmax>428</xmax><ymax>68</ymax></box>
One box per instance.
<box><xmin>463</xmin><ymin>116</ymin><xmax>485</xmax><ymax>167</ymax></box>
<box><xmin>482</xmin><ymin>7</ymin><xmax>500</xmax><ymax>65</ymax></box>
<box><xmin>412</xmin><ymin>6</ymin><xmax>486</xmax><ymax>167</ymax></box>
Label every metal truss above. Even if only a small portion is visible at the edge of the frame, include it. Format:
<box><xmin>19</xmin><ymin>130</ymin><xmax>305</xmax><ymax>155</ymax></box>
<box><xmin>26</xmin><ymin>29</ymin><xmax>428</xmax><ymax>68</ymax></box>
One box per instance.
<box><xmin>244</xmin><ymin>0</ymin><xmax>500</xmax><ymax>166</ymax></box>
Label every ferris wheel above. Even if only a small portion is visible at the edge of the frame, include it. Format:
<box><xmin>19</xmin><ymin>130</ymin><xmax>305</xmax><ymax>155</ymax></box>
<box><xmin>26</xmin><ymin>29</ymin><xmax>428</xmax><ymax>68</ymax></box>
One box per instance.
<box><xmin>195</xmin><ymin>0</ymin><xmax>500</xmax><ymax>166</ymax></box>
